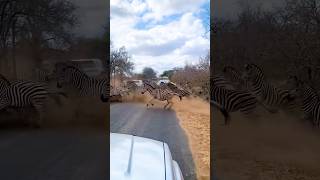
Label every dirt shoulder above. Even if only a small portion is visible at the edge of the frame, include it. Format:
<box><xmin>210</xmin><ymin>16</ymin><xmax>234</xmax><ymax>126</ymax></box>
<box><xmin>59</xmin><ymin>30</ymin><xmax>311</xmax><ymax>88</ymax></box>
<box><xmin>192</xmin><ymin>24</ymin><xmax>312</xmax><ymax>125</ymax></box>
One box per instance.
<box><xmin>172</xmin><ymin>97</ymin><xmax>210</xmax><ymax>180</ymax></box>
<box><xmin>215</xmin><ymin>108</ymin><xmax>320</xmax><ymax>180</ymax></box>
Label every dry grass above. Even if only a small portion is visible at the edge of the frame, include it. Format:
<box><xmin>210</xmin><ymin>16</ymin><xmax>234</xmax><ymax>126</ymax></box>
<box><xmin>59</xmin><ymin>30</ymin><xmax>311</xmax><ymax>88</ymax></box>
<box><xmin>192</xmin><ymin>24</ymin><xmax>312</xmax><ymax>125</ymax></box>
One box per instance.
<box><xmin>172</xmin><ymin>97</ymin><xmax>210</xmax><ymax>180</ymax></box>
<box><xmin>215</xmin><ymin>108</ymin><xmax>320</xmax><ymax>180</ymax></box>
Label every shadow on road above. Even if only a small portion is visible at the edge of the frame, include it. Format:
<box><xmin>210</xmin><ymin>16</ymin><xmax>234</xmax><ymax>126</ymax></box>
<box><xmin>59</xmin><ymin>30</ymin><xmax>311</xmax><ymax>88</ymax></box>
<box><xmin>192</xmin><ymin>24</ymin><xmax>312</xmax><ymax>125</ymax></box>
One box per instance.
<box><xmin>0</xmin><ymin>110</ymin><xmax>108</xmax><ymax>180</ymax></box>
<box><xmin>111</xmin><ymin>102</ymin><xmax>197</xmax><ymax>180</ymax></box>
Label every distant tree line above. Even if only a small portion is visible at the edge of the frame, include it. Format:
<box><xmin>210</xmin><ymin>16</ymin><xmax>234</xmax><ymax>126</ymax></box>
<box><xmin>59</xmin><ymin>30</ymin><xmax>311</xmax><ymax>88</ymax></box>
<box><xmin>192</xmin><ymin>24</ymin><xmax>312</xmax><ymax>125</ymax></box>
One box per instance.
<box><xmin>0</xmin><ymin>0</ymin><xmax>78</xmax><ymax>77</ymax></box>
<box><xmin>213</xmin><ymin>0</ymin><xmax>320</xmax><ymax>81</ymax></box>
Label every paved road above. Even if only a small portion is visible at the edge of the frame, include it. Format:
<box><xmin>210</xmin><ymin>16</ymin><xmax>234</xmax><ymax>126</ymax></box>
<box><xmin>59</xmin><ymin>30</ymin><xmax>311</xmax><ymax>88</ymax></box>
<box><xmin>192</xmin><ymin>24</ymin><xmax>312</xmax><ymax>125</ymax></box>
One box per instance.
<box><xmin>111</xmin><ymin>102</ymin><xmax>197</xmax><ymax>180</ymax></box>
<box><xmin>0</xmin><ymin>127</ymin><xmax>107</xmax><ymax>180</ymax></box>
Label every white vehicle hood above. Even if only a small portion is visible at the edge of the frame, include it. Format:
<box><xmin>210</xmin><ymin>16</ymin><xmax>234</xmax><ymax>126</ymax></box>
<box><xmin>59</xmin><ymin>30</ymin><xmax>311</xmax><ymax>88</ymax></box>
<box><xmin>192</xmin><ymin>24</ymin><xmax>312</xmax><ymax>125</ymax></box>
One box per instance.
<box><xmin>110</xmin><ymin>133</ymin><xmax>166</xmax><ymax>180</ymax></box>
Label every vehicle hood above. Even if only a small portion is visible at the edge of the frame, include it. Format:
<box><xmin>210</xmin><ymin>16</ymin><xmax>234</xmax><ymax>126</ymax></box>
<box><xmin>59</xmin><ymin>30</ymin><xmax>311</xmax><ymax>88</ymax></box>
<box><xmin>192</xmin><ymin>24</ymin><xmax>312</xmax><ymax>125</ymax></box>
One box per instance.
<box><xmin>110</xmin><ymin>133</ymin><xmax>166</xmax><ymax>180</ymax></box>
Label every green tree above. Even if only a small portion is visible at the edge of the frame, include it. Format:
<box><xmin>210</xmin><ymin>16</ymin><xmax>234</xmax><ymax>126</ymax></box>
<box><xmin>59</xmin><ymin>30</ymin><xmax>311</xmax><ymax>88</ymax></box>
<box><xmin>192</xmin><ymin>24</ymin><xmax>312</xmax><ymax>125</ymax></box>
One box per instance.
<box><xmin>160</xmin><ymin>70</ymin><xmax>175</xmax><ymax>79</ymax></box>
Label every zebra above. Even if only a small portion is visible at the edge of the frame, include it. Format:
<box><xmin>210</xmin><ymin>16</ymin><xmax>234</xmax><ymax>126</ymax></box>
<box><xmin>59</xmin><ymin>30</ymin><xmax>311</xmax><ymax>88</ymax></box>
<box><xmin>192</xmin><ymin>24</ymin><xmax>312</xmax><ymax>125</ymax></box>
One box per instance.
<box><xmin>210</xmin><ymin>76</ymin><xmax>258</xmax><ymax>125</ymax></box>
<box><xmin>126</xmin><ymin>81</ymin><xmax>139</xmax><ymax>92</ymax></box>
<box><xmin>223</xmin><ymin>65</ymin><xmax>250</xmax><ymax>90</ymax></box>
<box><xmin>55</xmin><ymin>64</ymin><xmax>109</xmax><ymax>102</ymax></box>
<box><xmin>287</xmin><ymin>75</ymin><xmax>320</xmax><ymax>127</ymax></box>
<box><xmin>160</xmin><ymin>82</ymin><xmax>191</xmax><ymax>99</ymax></box>
<box><xmin>0</xmin><ymin>80</ymin><xmax>67</xmax><ymax>127</ymax></box>
<box><xmin>141</xmin><ymin>80</ymin><xmax>181</xmax><ymax>109</ymax></box>
<box><xmin>243</xmin><ymin>63</ymin><xmax>294</xmax><ymax>112</ymax></box>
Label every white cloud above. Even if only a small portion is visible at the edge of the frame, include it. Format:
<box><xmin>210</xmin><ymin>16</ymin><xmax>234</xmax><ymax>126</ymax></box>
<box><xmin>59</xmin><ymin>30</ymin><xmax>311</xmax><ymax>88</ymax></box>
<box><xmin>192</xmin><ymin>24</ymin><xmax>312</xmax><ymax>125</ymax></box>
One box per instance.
<box><xmin>111</xmin><ymin>0</ymin><xmax>210</xmax><ymax>74</ymax></box>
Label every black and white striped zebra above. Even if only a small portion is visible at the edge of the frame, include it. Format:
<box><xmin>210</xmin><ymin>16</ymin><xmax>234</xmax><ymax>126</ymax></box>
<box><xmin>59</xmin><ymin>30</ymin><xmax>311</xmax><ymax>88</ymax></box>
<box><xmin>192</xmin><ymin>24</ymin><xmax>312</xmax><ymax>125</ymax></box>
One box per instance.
<box><xmin>160</xmin><ymin>82</ymin><xmax>191</xmax><ymax>99</ymax></box>
<box><xmin>0</xmin><ymin>80</ymin><xmax>66</xmax><ymax>127</ymax></box>
<box><xmin>243</xmin><ymin>63</ymin><xmax>293</xmax><ymax>112</ymax></box>
<box><xmin>223</xmin><ymin>65</ymin><xmax>250</xmax><ymax>90</ymax></box>
<box><xmin>210</xmin><ymin>76</ymin><xmax>258</xmax><ymax>125</ymax></box>
<box><xmin>287</xmin><ymin>75</ymin><xmax>320</xmax><ymax>127</ymax></box>
<box><xmin>55</xmin><ymin>64</ymin><xmax>109</xmax><ymax>102</ymax></box>
<box><xmin>141</xmin><ymin>80</ymin><xmax>180</xmax><ymax>109</ymax></box>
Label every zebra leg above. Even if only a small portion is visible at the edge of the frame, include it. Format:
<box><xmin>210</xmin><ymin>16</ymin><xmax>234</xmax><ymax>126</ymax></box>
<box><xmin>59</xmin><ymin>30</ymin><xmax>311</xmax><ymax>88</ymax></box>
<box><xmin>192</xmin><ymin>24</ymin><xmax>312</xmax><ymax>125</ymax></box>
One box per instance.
<box><xmin>164</xmin><ymin>100</ymin><xmax>170</xmax><ymax>109</ymax></box>
<box><xmin>147</xmin><ymin>98</ymin><xmax>154</xmax><ymax>107</ymax></box>
<box><xmin>210</xmin><ymin>101</ymin><xmax>230</xmax><ymax>126</ymax></box>
<box><xmin>166</xmin><ymin>100</ymin><xmax>173</xmax><ymax>109</ymax></box>
<box><xmin>32</xmin><ymin>100</ymin><xmax>45</xmax><ymax>128</ymax></box>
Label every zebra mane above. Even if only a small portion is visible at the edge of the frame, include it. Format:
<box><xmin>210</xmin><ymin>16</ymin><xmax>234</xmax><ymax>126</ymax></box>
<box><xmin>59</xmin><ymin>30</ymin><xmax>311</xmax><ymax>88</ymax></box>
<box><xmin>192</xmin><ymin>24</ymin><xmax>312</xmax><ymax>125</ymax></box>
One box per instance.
<box><xmin>0</xmin><ymin>73</ymin><xmax>10</xmax><ymax>86</ymax></box>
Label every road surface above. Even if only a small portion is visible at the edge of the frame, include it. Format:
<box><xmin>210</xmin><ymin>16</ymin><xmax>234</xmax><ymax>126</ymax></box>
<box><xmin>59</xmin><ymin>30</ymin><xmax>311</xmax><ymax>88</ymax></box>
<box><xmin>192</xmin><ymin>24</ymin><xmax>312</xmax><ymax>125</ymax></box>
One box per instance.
<box><xmin>111</xmin><ymin>102</ymin><xmax>197</xmax><ymax>180</ymax></box>
<box><xmin>0</xmin><ymin>127</ymin><xmax>107</xmax><ymax>180</ymax></box>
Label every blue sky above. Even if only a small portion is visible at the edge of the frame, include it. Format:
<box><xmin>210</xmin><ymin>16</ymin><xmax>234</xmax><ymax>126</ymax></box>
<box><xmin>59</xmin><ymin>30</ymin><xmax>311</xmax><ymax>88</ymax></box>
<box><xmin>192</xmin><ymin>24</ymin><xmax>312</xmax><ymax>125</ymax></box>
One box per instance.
<box><xmin>111</xmin><ymin>0</ymin><xmax>210</xmax><ymax>74</ymax></box>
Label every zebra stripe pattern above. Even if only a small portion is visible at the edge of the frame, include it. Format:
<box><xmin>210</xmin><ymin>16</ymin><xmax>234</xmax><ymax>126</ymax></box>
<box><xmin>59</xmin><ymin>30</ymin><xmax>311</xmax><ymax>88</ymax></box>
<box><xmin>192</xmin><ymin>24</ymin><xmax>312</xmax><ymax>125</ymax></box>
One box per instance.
<box><xmin>161</xmin><ymin>82</ymin><xmax>191</xmax><ymax>99</ymax></box>
<box><xmin>243</xmin><ymin>63</ymin><xmax>292</xmax><ymax>110</ymax></box>
<box><xmin>55</xmin><ymin>65</ymin><xmax>109</xmax><ymax>102</ymax></box>
<box><xmin>0</xmin><ymin>81</ymin><xmax>64</xmax><ymax>127</ymax></box>
<box><xmin>211</xmin><ymin>76</ymin><xmax>258</xmax><ymax>125</ymax></box>
<box><xmin>288</xmin><ymin>75</ymin><xmax>320</xmax><ymax>127</ymax></box>
<box><xmin>141</xmin><ymin>80</ymin><xmax>179</xmax><ymax>109</ymax></box>
<box><xmin>223</xmin><ymin>65</ymin><xmax>250</xmax><ymax>90</ymax></box>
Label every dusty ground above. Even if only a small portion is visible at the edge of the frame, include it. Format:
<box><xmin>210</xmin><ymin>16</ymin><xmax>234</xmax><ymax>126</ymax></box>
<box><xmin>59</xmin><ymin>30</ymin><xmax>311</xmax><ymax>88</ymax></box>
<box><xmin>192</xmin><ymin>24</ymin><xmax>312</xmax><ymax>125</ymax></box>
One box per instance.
<box><xmin>122</xmin><ymin>93</ymin><xmax>211</xmax><ymax>180</ymax></box>
<box><xmin>215</xmin><ymin>107</ymin><xmax>320</xmax><ymax>180</ymax></box>
<box><xmin>0</xmin><ymin>93</ymin><xmax>108</xmax><ymax>129</ymax></box>
<box><xmin>172</xmin><ymin>97</ymin><xmax>210</xmax><ymax>180</ymax></box>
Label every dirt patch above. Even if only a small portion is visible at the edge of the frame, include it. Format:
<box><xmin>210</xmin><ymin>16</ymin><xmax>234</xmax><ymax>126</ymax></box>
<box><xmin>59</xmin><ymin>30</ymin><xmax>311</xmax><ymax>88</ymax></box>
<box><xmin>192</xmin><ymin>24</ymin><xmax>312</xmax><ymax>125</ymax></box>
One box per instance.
<box><xmin>215</xmin><ymin>108</ymin><xmax>320</xmax><ymax>180</ymax></box>
<box><xmin>172</xmin><ymin>97</ymin><xmax>210</xmax><ymax>180</ymax></box>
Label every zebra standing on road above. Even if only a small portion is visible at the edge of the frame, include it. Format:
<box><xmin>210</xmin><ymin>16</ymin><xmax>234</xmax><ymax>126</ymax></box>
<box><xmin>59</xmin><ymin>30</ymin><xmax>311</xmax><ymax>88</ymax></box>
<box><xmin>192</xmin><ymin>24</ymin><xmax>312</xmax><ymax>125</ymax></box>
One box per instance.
<box><xmin>0</xmin><ymin>80</ymin><xmax>66</xmax><ymax>127</ymax></box>
<box><xmin>287</xmin><ymin>75</ymin><xmax>320</xmax><ymax>127</ymax></box>
<box><xmin>141</xmin><ymin>80</ymin><xmax>181</xmax><ymax>109</ymax></box>
<box><xmin>243</xmin><ymin>63</ymin><xmax>293</xmax><ymax>112</ymax></box>
<box><xmin>55</xmin><ymin>64</ymin><xmax>109</xmax><ymax>102</ymax></box>
<box><xmin>210</xmin><ymin>76</ymin><xmax>258</xmax><ymax>125</ymax></box>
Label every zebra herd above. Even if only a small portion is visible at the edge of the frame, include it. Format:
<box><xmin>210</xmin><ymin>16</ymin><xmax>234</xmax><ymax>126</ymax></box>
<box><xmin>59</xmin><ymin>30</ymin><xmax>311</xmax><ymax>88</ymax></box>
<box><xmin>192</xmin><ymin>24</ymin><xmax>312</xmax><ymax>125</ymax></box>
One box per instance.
<box><xmin>122</xmin><ymin>80</ymin><xmax>191</xmax><ymax>109</ymax></box>
<box><xmin>211</xmin><ymin>63</ymin><xmax>320</xmax><ymax>127</ymax></box>
<box><xmin>0</xmin><ymin>62</ymin><xmax>109</xmax><ymax>128</ymax></box>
